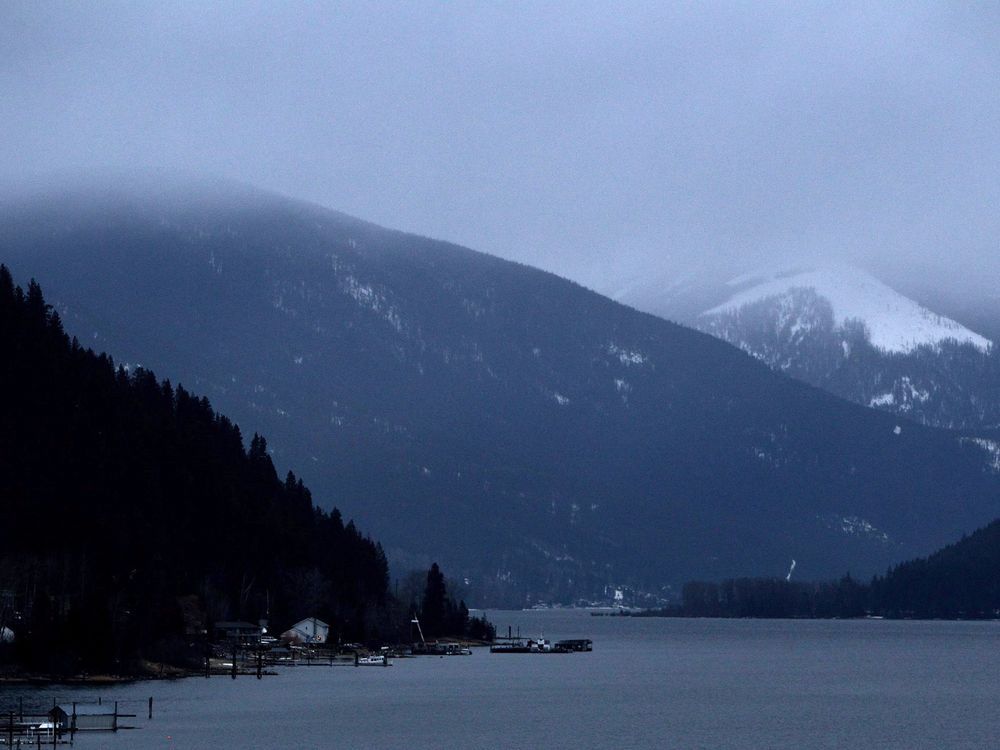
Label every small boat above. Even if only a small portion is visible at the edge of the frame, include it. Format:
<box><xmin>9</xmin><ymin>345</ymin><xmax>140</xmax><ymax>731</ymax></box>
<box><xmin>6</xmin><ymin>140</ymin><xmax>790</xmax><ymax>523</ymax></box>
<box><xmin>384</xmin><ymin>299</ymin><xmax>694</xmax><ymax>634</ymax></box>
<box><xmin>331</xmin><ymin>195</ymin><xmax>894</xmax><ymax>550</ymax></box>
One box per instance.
<box><xmin>356</xmin><ymin>653</ymin><xmax>391</xmax><ymax>666</ymax></box>
<box><xmin>408</xmin><ymin>615</ymin><xmax>472</xmax><ymax>655</ymax></box>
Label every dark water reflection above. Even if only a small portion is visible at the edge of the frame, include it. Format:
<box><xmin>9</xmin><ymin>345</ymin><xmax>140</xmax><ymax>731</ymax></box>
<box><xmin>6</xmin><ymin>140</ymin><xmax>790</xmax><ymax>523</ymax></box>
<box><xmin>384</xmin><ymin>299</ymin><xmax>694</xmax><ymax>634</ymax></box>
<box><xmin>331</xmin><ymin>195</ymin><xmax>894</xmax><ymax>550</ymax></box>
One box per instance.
<box><xmin>3</xmin><ymin>612</ymin><xmax>998</xmax><ymax>749</ymax></box>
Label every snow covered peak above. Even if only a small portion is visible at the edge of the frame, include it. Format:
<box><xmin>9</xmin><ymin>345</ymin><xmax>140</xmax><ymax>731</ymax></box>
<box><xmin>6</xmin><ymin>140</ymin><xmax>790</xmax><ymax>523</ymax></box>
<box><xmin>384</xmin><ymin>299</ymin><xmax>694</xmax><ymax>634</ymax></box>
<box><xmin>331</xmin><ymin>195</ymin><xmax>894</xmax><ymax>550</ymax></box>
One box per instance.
<box><xmin>704</xmin><ymin>265</ymin><xmax>992</xmax><ymax>354</ymax></box>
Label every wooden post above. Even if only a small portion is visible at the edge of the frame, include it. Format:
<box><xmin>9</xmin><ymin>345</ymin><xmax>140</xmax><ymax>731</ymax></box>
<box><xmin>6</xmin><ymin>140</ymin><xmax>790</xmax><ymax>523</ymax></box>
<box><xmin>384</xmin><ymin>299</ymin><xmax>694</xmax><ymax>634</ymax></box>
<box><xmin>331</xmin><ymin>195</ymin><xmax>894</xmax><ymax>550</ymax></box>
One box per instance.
<box><xmin>354</xmin><ymin>651</ymin><xmax>358</xmax><ymax>667</ymax></box>
<box><xmin>113</xmin><ymin>701</ymin><xmax>118</xmax><ymax>732</ymax></box>
<box><xmin>148</xmin><ymin>697</ymin><xmax>153</xmax><ymax>720</ymax></box>
<box><xmin>19</xmin><ymin>696</ymin><xmax>23</xmax><ymax>720</ymax></box>
<box><xmin>231</xmin><ymin>641</ymin><xmax>237</xmax><ymax>680</ymax></box>
<box><xmin>8</xmin><ymin>710</ymin><xmax>13</xmax><ymax>747</ymax></box>
<box><xmin>256</xmin><ymin>648</ymin><xmax>263</xmax><ymax>679</ymax></box>
<box><xmin>71</xmin><ymin>702</ymin><xmax>76</xmax><ymax>738</ymax></box>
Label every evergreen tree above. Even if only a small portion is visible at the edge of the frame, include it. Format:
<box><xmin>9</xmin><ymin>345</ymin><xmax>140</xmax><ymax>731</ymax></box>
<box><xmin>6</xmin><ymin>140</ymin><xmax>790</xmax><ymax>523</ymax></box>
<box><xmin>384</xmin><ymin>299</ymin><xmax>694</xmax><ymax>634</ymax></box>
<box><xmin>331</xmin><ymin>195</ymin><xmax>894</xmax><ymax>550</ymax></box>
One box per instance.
<box><xmin>420</xmin><ymin>563</ymin><xmax>448</xmax><ymax>639</ymax></box>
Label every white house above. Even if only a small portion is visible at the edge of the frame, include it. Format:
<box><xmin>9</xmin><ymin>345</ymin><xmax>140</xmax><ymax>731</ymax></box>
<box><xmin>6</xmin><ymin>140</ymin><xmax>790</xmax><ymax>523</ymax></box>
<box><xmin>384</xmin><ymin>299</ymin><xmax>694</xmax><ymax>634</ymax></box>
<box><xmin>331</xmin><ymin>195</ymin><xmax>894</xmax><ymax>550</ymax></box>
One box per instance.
<box><xmin>281</xmin><ymin>617</ymin><xmax>329</xmax><ymax>645</ymax></box>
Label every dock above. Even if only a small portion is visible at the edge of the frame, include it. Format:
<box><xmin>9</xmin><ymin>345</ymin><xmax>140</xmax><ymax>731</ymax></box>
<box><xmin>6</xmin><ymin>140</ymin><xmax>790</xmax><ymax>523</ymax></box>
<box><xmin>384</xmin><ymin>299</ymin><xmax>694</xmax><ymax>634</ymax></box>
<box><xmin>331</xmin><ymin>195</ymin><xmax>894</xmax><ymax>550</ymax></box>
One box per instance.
<box><xmin>2</xmin><ymin>697</ymin><xmax>146</xmax><ymax>746</ymax></box>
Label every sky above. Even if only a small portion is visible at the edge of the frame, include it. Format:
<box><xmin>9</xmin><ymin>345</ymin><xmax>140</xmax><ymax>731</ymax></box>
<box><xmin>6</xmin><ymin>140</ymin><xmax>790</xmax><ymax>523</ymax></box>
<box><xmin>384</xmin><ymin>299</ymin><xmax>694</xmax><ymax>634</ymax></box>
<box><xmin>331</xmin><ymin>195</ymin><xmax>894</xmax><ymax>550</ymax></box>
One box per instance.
<box><xmin>2</xmin><ymin>1</ymin><xmax>999</xmax><ymax>294</ymax></box>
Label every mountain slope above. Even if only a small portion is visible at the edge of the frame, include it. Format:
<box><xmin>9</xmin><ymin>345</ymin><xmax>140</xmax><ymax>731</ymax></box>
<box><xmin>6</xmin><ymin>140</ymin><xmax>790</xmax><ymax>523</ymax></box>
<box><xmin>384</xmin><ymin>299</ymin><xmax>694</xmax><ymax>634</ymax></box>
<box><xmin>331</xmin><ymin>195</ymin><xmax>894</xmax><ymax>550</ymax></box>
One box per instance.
<box><xmin>3</xmin><ymin>180</ymin><xmax>999</xmax><ymax>604</ymax></box>
<box><xmin>0</xmin><ymin>267</ymin><xmax>388</xmax><ymax>672</ymax></box>
<box><xmin>621</xmin><ymin>265</ymin><xmax>1000</xmax><ymax>431</ymax></box>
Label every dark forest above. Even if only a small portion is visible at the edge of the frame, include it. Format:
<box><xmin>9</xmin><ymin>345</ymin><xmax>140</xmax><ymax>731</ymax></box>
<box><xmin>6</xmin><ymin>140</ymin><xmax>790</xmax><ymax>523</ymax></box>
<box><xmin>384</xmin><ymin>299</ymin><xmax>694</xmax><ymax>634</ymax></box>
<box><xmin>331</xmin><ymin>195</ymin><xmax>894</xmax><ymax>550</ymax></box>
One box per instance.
<box><xmin>0</xmin><ymin>267</ymin><xmax>426</xmax><ymax>674</ymax></box>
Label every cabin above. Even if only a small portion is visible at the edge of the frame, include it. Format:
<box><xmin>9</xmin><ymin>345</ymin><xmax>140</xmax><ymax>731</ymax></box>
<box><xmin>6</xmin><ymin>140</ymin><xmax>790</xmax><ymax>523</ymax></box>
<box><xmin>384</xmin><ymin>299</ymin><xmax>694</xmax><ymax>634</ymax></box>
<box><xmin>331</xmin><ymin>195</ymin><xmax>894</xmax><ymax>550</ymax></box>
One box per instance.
<box><xmin>281</xmin><ymin>616</ymin><xmax>329</xmax><ymax>645</ymax></box>
<box><xmin>49</xmin><ymin>704</ymin><xmax>118</xmax><ymax>732</ymax></box>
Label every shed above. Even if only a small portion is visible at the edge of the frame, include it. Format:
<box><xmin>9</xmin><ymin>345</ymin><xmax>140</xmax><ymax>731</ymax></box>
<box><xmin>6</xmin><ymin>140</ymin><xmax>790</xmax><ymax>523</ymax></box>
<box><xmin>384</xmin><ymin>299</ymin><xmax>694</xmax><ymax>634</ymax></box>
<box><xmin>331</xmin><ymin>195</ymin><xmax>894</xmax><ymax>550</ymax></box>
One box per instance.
<box><xmin>281</xmin><ymin>617</ymin><xmax>329</xmax><ymax>645</ymax></box>
<box><xmin>49</xmin><ymin>704</ymin><xmax>118</xmax><ymax>732</ymax></box>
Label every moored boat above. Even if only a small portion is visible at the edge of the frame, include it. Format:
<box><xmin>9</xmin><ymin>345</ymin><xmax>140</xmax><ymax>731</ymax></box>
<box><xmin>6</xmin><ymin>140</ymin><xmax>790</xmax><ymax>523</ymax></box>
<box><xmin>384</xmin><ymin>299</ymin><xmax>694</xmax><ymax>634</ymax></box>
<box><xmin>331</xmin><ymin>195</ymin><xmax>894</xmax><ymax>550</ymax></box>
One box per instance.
<box><xmin>356</xmin><ymin>653</ymin><xmax>391</xmax><ymax>666</ymax></box>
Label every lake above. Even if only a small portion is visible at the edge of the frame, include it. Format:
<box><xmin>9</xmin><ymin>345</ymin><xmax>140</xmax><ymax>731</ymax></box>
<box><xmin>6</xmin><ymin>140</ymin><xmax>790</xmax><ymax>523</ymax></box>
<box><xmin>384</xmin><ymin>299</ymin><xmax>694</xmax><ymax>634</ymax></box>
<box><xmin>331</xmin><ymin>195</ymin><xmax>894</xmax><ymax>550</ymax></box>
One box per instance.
<box><xmin>3</xmin><ymin>611</ymin><xmax>998</xmax><ymax>749</ymax></box>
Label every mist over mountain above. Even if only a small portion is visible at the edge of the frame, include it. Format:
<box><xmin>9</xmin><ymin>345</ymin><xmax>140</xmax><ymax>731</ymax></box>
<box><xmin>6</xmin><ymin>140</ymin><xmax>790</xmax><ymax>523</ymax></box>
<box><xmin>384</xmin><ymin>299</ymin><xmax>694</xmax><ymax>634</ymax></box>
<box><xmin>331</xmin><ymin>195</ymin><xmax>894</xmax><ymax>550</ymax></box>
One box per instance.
<box><xmin>3</xmin><ymin>179</ymin><xmax>999</xmax><ymax>605</ymax></box>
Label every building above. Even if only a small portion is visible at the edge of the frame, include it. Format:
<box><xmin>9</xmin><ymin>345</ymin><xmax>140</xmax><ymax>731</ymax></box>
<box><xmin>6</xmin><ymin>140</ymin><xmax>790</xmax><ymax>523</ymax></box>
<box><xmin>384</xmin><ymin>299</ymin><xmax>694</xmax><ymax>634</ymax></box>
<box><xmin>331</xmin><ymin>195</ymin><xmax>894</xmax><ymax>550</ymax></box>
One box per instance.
<box><xmin>49</xmin><ymin>704</ymin><xmax>118</xmax><ymax>732</ymax></box>
<box><xmin>281</xmin><ymin>617</ymin><xmax>329</xmax><ymax>645</ymax></box>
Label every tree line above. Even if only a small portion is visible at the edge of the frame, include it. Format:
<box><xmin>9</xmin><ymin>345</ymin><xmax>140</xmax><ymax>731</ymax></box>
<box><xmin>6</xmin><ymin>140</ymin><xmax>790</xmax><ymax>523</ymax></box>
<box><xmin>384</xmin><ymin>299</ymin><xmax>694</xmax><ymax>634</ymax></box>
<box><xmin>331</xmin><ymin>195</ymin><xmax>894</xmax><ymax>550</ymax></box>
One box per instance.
<box><xmin>646</xmin><ymin>518</ymin><xmax>1000</xmax><ymax>619</ymax></box>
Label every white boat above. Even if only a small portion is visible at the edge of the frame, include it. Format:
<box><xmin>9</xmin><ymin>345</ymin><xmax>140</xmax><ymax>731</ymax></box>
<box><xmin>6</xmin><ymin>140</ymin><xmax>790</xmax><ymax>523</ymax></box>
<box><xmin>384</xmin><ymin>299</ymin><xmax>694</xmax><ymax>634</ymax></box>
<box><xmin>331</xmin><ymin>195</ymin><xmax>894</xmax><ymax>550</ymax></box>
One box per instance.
<box><xmin>356</xmin><ymin>653</ymin><xmax>391</xmax><ymax>666</ymax></box>
<box><xmin>529</xmin><ymin>637</ymin><xmax>553</xmax><ymax>652</ymax></box>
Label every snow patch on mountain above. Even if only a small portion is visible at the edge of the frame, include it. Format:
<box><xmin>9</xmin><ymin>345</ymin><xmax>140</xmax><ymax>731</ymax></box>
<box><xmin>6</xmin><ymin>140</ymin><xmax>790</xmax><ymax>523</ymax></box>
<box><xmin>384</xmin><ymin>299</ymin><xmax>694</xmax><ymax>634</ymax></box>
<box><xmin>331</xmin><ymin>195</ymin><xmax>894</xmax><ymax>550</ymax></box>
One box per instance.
<box><xmin>868</xmin><ymin>376</ymin><xmax>930</xmax><ymax>411</ymax></box>
<box><xmin>340</xmin><ymin>275</ymin><xmax>404</xmax><ymax>333</ymax></box>
<box><xmin>838</xmin><ymin>515</ymin><xmax>891</xmax><ymax>543</ymax></box>
<box><xmin>607</xmin><ymin>342</ymin><xmax>648</xmax><ymax>366</ymax></box>
<box><xmin>870</xmin><ymin>392</ymin><xmax>895</xmax><ymax>407</ymax></box>
<box><xmin>705</xmin><ymin>266</ymin><xmax>991</xmax><ymax>354</ymax></box>
<box><xmin>962</xmin><ymin>438</ymin><xmax>1000</xmax><ymax>473</ymax></box>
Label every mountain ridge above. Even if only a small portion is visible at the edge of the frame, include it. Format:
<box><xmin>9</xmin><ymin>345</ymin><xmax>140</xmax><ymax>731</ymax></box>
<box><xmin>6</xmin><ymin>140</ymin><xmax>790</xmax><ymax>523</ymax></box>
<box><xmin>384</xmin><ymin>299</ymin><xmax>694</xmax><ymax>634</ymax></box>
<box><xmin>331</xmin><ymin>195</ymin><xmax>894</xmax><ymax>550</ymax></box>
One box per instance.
<box><xmin>619</xmin><ymin>263</ymin><xmax>1000</xmax><ymax>432</ymax></box>
<box><xmin>3</xmin><ymin>180</ymin><xmax>999</xmax><ymax>605</ymax></box>
<box><xmin>705</xmin><ymin>266</ymin><xmax>991</xmax><ymax>354</ymax></box>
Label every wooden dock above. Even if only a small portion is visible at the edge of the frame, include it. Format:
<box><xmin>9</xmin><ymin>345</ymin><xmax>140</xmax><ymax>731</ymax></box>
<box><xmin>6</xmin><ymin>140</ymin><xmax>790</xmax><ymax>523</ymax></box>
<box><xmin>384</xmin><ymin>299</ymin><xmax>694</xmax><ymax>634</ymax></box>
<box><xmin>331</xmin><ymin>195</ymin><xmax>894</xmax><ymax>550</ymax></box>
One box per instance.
<box><xmin>2</xmin><ymin>697</ymin><xmax>149</xmax><ymax>746</ymax></box>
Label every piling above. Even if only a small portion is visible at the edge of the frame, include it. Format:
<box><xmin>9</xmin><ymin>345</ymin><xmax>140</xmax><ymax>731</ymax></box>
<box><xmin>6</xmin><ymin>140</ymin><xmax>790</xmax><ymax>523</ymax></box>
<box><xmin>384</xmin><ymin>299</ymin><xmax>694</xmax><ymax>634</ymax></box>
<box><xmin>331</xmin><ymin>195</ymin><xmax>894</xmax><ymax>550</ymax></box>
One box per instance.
<box><xmin>148</xmin><ymin>697</ymin><xmax>153</xmax><ymax>720</ymax></box>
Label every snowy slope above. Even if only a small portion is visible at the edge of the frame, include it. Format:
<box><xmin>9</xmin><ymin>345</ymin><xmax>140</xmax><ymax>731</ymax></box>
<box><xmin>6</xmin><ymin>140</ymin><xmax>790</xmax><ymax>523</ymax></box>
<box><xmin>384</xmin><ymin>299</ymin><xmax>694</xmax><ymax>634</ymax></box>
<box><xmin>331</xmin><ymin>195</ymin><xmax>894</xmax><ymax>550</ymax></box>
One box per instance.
<box><xmin>705</xmin><ymin>266</ymin><xmax>992</xmax><ymax>354</ymax></box>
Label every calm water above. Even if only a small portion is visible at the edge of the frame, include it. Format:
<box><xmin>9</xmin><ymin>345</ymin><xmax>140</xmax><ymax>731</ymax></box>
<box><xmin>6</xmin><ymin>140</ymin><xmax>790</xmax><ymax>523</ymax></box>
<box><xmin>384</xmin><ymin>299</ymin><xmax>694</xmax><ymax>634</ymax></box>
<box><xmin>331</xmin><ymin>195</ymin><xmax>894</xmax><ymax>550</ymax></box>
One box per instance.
<box><xmin>3</xmin><ymin>611</ymin><xmax>999</xmax><ymax>749</ymax></box>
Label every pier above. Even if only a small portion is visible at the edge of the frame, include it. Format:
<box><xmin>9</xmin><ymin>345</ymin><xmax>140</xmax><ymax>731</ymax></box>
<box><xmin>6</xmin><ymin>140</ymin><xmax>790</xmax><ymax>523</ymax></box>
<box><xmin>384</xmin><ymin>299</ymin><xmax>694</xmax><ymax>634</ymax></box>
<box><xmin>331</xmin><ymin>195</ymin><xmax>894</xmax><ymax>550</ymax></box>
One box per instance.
<box><xmin>1</xmin><ymin>697</ymin><xmax>147</xmax><ymax>746</ymax></box>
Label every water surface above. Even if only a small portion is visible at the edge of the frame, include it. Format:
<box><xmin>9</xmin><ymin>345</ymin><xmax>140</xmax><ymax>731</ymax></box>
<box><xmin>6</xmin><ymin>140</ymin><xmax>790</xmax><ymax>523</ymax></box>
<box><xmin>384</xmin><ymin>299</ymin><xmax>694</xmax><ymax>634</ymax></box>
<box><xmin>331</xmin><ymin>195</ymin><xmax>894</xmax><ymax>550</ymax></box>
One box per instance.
<box><xmin>3</xmin><ymin>611</ymin><xmax>998</xmax><ymax>749</ymax></box>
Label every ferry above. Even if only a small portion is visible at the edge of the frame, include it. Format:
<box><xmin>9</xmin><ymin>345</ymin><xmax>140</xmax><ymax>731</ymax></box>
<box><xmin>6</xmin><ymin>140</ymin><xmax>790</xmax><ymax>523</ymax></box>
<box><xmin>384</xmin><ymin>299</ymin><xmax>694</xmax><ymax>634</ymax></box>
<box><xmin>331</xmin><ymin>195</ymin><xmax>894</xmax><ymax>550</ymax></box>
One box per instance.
<box><xmin>491</xmin><ymin>636</ymin><xmax>591</xmax><ymax>653</ymax></box>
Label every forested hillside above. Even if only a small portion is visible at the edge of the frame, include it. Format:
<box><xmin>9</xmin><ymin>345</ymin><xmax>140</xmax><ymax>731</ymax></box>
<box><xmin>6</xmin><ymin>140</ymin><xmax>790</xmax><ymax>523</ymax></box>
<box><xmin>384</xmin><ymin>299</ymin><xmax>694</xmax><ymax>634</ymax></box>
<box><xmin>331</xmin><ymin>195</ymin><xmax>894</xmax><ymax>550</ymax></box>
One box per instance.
<box><xmin>870</xmin><ymin>517</ymin><xmax>1000</xmax><ymax>618</ymax></box>
<box><xmin>664</xmin><ymin>517</ymin><xmax>1000</xmax><ymax>619</ymax></box>
<box><xmin>0</xmin><ymin>267</ymin><xmax>389</xmax><ymax>673</ymax></box>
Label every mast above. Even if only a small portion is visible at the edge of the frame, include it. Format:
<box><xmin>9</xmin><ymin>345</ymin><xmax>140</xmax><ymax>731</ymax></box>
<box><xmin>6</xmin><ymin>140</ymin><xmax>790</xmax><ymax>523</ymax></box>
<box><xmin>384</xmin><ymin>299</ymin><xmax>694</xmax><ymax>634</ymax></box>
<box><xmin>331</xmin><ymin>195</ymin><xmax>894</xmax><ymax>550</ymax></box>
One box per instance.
<box><xmin>410</xmin><ymin>615</ymin><xmax>426</xmax><ymax>644</ymax></box>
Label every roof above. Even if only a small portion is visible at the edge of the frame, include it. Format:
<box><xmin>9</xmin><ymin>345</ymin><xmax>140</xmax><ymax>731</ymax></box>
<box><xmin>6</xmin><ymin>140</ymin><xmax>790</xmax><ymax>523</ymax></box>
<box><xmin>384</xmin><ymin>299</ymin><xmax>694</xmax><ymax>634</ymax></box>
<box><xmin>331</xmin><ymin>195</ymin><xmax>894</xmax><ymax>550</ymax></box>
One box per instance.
<box><xmin>292</xmin><ymin>617</ymin><xmax>329</xmax><ymax>629</ymax></box>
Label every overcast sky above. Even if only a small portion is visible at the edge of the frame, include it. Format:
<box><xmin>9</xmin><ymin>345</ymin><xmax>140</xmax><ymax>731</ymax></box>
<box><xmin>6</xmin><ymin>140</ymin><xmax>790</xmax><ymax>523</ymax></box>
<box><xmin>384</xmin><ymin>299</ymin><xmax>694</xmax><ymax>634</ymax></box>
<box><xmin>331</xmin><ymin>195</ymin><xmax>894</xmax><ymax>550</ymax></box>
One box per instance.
<box><xmin>2</xmin><ymin>1</ymin><xmax>998</xmax><ymax>292</ymax></box>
